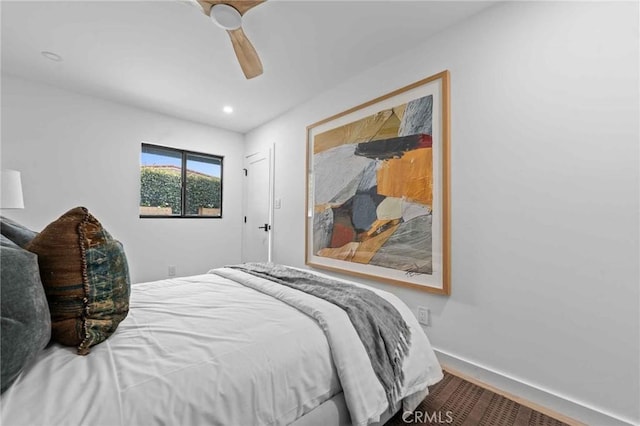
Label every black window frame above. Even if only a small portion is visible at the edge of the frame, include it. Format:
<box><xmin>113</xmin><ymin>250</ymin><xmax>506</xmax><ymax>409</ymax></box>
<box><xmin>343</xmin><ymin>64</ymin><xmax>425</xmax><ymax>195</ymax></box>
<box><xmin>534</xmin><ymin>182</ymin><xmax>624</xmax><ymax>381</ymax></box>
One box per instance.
<box><xmin>139</xmin><ymin>143</ymin><xmax>224</xmax><ymax>219</ymax></box>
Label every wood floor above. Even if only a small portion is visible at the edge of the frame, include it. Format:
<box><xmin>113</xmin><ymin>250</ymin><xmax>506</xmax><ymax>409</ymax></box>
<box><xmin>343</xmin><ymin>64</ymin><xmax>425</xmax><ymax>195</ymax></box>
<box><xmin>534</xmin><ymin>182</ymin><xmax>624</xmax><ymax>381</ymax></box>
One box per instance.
<box><xmin>384</xmin><ymin>369</ymin><xmax>578</xmax><ymax>426</ymax></box>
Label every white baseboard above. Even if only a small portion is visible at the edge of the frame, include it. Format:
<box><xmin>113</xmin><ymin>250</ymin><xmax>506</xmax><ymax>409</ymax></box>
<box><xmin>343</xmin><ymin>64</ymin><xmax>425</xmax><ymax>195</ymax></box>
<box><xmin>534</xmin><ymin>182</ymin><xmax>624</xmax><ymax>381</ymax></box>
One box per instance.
<box><xmin>433</xmin><ymin>348</ymin><xmax>637</xmax><ymax>426</ymax></box>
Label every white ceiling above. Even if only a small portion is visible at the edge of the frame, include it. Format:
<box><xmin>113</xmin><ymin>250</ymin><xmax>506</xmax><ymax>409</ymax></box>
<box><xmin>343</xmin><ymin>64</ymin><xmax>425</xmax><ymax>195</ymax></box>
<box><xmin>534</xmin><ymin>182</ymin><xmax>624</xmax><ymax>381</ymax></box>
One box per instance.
<box><xmin>1</xmin><ymin>0</ymin><xmax>495</xmax><ymax>133</ymax></box>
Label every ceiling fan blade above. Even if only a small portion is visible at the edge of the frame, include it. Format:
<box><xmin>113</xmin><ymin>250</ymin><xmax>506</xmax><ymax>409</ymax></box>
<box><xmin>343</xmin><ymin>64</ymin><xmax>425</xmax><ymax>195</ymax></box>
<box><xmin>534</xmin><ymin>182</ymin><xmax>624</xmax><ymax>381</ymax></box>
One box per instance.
<box><xmin>227</xmin><ymin>27</ymin><xmax>263</xmax><ymax>79</ymax></box>
<box><xmin>195</xmin><ymin>0</ymin><xmax>212</xmax><ymax>14</ymax></box>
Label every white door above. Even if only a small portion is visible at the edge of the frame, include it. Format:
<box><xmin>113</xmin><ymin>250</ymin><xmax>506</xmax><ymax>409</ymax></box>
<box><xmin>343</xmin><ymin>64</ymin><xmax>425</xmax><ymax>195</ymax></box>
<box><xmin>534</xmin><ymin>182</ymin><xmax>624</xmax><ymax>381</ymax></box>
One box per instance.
<box><xmin>242</xmin><ymin>148</ymin><xmax>273</xmax><ymax>262</ymax></box>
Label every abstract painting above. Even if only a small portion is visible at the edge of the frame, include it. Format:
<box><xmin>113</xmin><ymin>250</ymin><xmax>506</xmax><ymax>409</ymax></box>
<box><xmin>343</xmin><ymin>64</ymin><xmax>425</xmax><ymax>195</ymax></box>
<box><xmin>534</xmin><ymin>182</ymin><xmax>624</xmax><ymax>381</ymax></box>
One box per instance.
<box><xmin>306</xmin><ymin>71</ymin><xmax>450</xmax><ymax>294</ymax></box>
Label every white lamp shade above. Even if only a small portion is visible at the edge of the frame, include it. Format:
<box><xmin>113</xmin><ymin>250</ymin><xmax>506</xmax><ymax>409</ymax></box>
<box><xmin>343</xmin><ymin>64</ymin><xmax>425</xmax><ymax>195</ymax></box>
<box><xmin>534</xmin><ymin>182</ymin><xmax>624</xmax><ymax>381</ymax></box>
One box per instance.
<box><xmin>1</xmin><ymin>169</ymin><xmax>25</xmax><ymax>209</ymax></box>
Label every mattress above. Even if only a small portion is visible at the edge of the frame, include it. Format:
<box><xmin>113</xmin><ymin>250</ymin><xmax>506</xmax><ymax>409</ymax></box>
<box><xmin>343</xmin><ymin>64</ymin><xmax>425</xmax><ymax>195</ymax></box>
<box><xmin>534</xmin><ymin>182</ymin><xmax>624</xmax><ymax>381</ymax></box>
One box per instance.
<box><xmin>1</xmin><ymin>269</ymin><xmax>441</xmax><ymax>425</ymax></box>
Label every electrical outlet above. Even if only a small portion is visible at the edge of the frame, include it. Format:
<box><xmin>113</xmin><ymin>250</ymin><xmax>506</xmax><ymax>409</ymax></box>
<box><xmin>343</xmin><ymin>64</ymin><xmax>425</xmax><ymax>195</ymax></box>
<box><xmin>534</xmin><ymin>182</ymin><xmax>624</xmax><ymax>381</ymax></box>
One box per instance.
<box><xmin>168</xmin><ymin>265</ymin><xmax>176</xmax><ymax>277</ymax></box>
<box><xmin>417</xmin><ymin>306</ymin><xmax>430</xmax><ymax>326</ymax></box>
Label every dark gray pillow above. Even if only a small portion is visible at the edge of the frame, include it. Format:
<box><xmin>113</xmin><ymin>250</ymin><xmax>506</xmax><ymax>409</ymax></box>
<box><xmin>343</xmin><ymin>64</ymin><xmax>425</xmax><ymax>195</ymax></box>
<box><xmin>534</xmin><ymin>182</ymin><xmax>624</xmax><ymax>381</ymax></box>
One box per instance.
<box><xmin>0</xmin><ymin>235</ymin><xmax>19</xmax><ymax>248</ymax></box>
<box><xmin>0</xmin><ymin>216</ymin><xmax>38</xmax><ymax>248</ymax></box>
<box><xmin>1</xmin><ymin>245</ymin><xmax>51</xmax><ymax>393</ymax></box>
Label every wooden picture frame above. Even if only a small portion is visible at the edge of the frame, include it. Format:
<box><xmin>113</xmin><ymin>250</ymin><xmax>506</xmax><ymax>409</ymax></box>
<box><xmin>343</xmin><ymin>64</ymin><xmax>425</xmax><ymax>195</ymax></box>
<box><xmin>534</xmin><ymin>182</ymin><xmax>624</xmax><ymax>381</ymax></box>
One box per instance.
<box><xmin>305</xmin><ymin>71</ymin><xmax>451</xmax><ymax>295</ymax></box>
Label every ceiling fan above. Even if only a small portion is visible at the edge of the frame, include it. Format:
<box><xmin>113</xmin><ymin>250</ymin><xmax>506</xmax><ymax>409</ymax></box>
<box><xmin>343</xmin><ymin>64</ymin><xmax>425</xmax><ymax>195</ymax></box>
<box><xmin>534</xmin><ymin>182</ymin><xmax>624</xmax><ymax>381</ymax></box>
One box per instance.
<box><xmin>189</xmin><ymin>0</ymin><xmax>266</xmax><ymax>80</ymax></box>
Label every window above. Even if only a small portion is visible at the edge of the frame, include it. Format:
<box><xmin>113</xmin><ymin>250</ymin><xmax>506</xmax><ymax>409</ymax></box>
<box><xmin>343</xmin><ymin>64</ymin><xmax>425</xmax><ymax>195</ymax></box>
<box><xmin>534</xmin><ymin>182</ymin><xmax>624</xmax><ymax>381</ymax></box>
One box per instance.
<box><xmin>140</xmin><ymin>143</ymin><xmax>223</xmax><ymax>218</ymax></box>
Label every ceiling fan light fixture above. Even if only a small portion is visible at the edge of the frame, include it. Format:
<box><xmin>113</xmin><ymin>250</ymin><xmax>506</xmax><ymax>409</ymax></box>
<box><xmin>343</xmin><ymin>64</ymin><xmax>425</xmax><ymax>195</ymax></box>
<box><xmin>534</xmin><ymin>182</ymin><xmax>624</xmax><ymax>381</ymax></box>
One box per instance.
<box><xmin>210</xmin><ymin>4</ymin><xmax>242</xmax><ymax>30</ymax></box>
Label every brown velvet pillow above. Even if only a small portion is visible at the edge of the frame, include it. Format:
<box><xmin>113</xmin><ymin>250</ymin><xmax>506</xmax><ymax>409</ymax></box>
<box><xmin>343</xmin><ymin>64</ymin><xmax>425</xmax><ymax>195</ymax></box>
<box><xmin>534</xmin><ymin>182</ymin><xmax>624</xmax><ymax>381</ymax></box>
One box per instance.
<box><xmin>25</xmin><ymin>207</ymin><xmax>130</xmax><ymax>355</ymax></box>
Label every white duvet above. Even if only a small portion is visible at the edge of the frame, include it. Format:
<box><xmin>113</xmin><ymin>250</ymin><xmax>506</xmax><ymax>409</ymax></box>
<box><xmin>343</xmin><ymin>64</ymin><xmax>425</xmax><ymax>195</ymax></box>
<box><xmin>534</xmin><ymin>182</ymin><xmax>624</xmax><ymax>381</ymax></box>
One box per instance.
<box><xmin>212</xmin><ymin>267</ymin><xmax>443</xmax><ymax>426</ymax></box>
<box><xmin>1</xmin><ymin>269</ymin><xmax>442</xmax><ymax>426</ymax></box>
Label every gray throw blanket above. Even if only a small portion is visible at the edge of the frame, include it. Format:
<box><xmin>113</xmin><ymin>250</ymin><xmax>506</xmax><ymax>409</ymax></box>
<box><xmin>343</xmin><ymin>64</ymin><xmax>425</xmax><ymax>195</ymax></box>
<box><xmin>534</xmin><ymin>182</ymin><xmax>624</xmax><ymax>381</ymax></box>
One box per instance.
<box><xmin>228</xmin><ymin>263</ymin><xmax>411</xmax><ymax>409</ymax></box>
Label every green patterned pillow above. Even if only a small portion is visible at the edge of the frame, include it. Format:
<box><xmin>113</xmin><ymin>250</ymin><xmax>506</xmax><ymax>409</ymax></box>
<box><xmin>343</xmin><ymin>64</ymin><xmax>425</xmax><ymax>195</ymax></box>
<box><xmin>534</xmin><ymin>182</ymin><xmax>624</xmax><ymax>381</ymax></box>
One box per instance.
<box><xmin>26</xmin><ymin>207</ymin><xmax>130</xmax><ymax>355</ymax></box>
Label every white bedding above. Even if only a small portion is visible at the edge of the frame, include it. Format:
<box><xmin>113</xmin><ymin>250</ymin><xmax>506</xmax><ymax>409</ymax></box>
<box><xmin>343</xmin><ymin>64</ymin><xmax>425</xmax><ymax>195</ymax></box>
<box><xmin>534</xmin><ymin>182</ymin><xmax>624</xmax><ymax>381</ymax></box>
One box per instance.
<box><xmin>1</xmin><ymin>269</ymin><xmax>441</xmax><ymax>426</ymax></box>
<box><xmin>212</xmin><ymin>267</ymin><xmax>443</xmax><ymax>426</ymax></box>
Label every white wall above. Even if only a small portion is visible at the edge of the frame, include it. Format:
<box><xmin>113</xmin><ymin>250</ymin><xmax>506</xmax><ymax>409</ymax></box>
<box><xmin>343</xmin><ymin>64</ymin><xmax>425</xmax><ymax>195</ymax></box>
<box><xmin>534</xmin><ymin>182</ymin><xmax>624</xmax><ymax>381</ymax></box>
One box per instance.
<box><xmin>245</xmin><ymin>2</ymin><xmax>639</xmax><ymax>425</ymax></box>
<box><xmin>1</xmin><ymin>75</ymin><xmax>244</xmax><ymax>283</ymax></box>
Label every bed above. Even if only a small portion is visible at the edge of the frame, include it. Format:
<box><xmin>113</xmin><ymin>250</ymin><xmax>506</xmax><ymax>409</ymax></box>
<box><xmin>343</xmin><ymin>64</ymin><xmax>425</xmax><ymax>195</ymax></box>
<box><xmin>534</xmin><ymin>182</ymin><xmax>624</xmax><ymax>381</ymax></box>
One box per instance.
<box><xmin>1</xmin><ymin>209</ymin><xmax>442</xmax><ymax>426</ymax></box>
<box><xmin>1</xmin><ymin>263</ymin><xmax>442</xmax><ymax>426</ymax></box>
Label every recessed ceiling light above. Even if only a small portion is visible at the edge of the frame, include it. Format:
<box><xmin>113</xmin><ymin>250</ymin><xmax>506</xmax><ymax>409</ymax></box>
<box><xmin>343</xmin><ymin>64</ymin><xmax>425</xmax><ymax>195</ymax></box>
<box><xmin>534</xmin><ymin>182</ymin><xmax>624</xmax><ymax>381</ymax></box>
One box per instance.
<box><xmin>41</xmin><ymin>51</ymin><xmax>63</xmax><ymax>62</ymax></box>
<box><xmin>223</xmin><ymin>106</ymin><xmax>233</xmax><ymax>114</ymax></box>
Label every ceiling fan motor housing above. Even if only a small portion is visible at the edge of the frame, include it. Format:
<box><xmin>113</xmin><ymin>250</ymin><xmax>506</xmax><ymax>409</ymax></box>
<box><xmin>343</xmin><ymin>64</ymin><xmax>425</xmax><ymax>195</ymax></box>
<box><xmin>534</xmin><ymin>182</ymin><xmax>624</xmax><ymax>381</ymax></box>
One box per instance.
<box><xmin>210</xmin><ymin>3</ymin><xmax>242</xmax><ymax>30</ymax></box>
